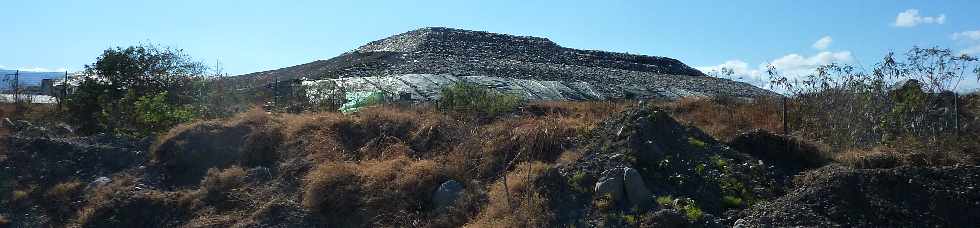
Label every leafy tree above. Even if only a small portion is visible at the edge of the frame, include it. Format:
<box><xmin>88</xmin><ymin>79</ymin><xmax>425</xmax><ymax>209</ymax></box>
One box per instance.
<box><xmin>66</xmin><ymin>43</ymin><xmax>206</xmax><ymax>136</ymax></box>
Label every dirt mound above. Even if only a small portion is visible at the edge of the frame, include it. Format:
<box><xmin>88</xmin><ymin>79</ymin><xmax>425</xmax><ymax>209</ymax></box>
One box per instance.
<box><xmin>728</xmin><ymin>129</ymin><xmax>830</xmax><ymax>183</ymax></box>
<box><xmin>737</xmin><ymin>165</ymin><xmax>980</xmax><ymax>227</ymax></box>
<box><xmin>559</xmin><ymin>103</ymin><xmax>784</xmax><ymax>226</ymax></box>
<box><xmin>151</xmin><ymin>110</ymin><xmax>283</xmax><ymax>186</ymax></box>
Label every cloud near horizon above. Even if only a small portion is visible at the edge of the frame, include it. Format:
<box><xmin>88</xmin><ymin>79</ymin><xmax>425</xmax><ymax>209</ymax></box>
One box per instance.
<box><xmin>893</xmin><ymin>9</ymin><xmax>946</xmax><ymax>27</ymax></box>
<box><xmin>697</xmin><ymin>50</ymin><xmax>853</xmax><ymax>90</ymax></box>
<box><xmin>699</xmin><ymin>35</ymin><xmax>852</xmax><ymax>90</ymax></box>
<box><xmin>0</xmin><ymin>66</ymin><xmax>69</xmax><ymax>72</ymax></box>
<box><xmin>952</xmin><ymin>30</ymin><xmax>980</xmax><ymax>55</ymax></box>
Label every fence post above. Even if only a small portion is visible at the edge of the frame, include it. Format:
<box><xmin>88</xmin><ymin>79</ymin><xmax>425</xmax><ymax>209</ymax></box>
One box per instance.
<box><xmin>782</xmin><ymin>96</ymin><xmax>788</xmax><ymax>136</ymax></box>
<box><xmin>954</xmin><ymin>92</ymin><xmax>959</xmax><ymax>139</ymax></box>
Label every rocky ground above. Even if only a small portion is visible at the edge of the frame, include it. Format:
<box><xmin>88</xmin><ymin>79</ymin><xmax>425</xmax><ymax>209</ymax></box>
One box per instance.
<box><xmin>1</xmin><ymin>102</ymin><xmax>978</xmax><ymax>227</ymax></box>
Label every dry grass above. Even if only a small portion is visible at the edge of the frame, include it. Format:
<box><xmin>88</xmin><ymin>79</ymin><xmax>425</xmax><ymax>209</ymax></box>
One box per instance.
<box><xmin>301</xmin><ymin>162</ymin><xmax>360</xmax><ymax>225</ymax></box>
<box><xmin>73</xmin><ymin>174</ymin><xmax>188</xmax><ymax>227</ymax></box>
<box><xmin>151</xmin><ymin>108</ymin><xmax>284</xmax><ymax>185</ymax></box>
<box><xmin>662</xmin><ymin>97</ymin><xmax>784</xmax><ymax>141</ymax></box>
<box><xmin>834</xmin><ymin>136</ymin><xmax>978</xmax><ymax>168</ymax></box>
<box><xmin>467</xmin><ymin>162</ymin><xmax>555</xmax><ymax>227</ymax></box>
<box><xmin>45</xmin><ymin>180</ymin><xmax>83</xmax><ymax>203</ymax></box>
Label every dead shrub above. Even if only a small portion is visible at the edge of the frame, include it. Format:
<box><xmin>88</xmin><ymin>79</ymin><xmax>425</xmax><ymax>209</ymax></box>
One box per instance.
<box><xmin>283</xmin><ymin>106</ymin><xmax>460</xmax><ymax>162</ymax></box>
<box><xmin>43</xmin><ymin>180</ymin><xmax>84</xmax><ymax>222</ymax></box>
<box><xmin>75</xmin><ymin>175</ymin><xmax>188</xmax><ymax>228</ymax></box>
<box><xmin>468</xmin><ymin>162</ymin><xmax>555</xmax><ymax>227</ymax></box>
<box><xmin>835</xmin><ymin>136</ymin><xmax>976</xmax><ymax>168</ymax></box>
<box><xmin>302</xmin><ymin>162</ymin><xmax>361</xmax><ymax>225</ymax></box>
<box><xmin>357</xmin><ymin>157</ymin><xmax>447</xmax><ymax>226</ymax></box>
<box><xmin>152</xmin><ymin>108</ymin><xmax>283</xmax><ymax>185</ymax></box>
<box><xmin>473</xmin><ymin>117</ymin><xmax>584</xmax><ymax>179</ymax></box>
<box><xmin>190</xmin><ymin>166</ymin><xmax>246</xmax><ymax>207</ymax></box>
<box><xmin>664</xmin><ymin>97</ymin><xmax>783</xmax><ymax>141</ymax></box>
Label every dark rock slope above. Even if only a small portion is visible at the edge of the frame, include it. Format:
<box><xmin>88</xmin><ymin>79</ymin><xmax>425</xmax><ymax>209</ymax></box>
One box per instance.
<box><xmin>236</xmin><ymin>27</ymin><xmax>775</xmax><ymax>99</ymax></box>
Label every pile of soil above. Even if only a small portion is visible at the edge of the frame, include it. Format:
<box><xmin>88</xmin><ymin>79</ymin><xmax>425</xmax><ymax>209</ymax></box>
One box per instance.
<box><xmin>737</xmin><ymin>165</ymin><xmax>980</xmax><ymax>227</ymax></box>
<box><xmin>559</xmin><ymin>103</ymin><xmax>786</xmax><ymax>226</ymax></box>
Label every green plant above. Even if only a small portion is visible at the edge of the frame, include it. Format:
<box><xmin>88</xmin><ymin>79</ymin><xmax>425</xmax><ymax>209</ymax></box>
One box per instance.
<box><xmin>688</xmin><ymin>137</ymin><xmax>707</xmax><ymax>149</ymax></box>
<box><xmin>438</xmin><ymin>83</ymin><xmax>524</xmax><ymax>119</ymax></box>
<box><xmin>133</xmin><ymin>92</ymin><xmax>198</xmax><ymax>136</ymax></box>
<box><xmin>66</xmin><ymin>43</ymin><xmax>207</xmax><ymax>136</ymax></box>
<box><xmin>710</xmin><ymin>155</ymin><xmax>728</xmax><ymax>170</ymax></box>
<box><xmin>683</xmin><ymin>203</ymin><xmax>704</xmax><ymax>221</ymax></box>
<box><xmin>622</xmin><ymin>214</ymin><xmax>638</xmax><ymax>226</ymax></box>
<box><xmin>655</xmin><ymin>195</ymin><xmax>674</xmax><ymax>207</ymax></box>
<box><xmin>721</xmin><ymin>195</ymin><xmax>743</xmax><ymax>209</ymax></box>
<box><xmin>569</xmin><ymin>171</ymin><xmax>589</xmax><ymax>193</ymax></box>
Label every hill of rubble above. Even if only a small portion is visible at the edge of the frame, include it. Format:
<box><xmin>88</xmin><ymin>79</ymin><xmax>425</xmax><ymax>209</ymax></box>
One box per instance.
<box><xmin>236</xmin><ymin>27</ymin><xmax>776</xmax><ymax>100</ymax></box>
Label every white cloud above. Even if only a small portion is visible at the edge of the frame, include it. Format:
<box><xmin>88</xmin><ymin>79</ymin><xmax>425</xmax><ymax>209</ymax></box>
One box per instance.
<box><xmin>952</xmin><ymin>30</ymin><xmax>980</xmax><ymax>55</ymax></box>
<box><xmin>952</xmin><ymin>30</ymin><xmax>980</xmax><ymax>41</ymax></box>
<box><xmin>15</xmin><ymin>67</ymin><xmax>68</xmax><ymax>72</ymax></box>
<box><xmin>960</xmin><ymin>45</ymin><xmax>980</xmax><ymax>55</ymax></box>
<box><xmin>893</xmin><ymin>9</ymin><xmax>946</xmax><ymax>27</ymax></box>
<box><xmin>697</xmin><ymin>51</ymin><xmax>854</xmax><ymax>90</ymax></box>
<box><xmin>812</xmin><ymin>36</ymin><xmax>833</xmax><ymax>50</ymax></box>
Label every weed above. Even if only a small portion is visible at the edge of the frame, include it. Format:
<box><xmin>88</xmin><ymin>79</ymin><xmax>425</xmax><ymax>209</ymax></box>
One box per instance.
<box><xmin>438</xmin><ymin>83</ymin><xmax>524</xmax><ymax>119</ymax></box>
<box><xmin>683</xmin><ymin>203</ymin><xmax>704</xmax><ymax>221</ymax></box>
<box><xmin>688</xmin><ymin>137</ymin><xmax>707</xmax><ymax>149</ymax></box>
<box><xmin>721</xmin><ymin>195</ymin><xmax>744</xmax><ymax>209</ymax></box>
<box><xmin>655</xmin><ymin>195</ymin><xmax>674</xmax><ymax>207</ymax></box>
<box><xmin>569</xmin><ymin>171</ymin><xmax>590</xmax><ymax>193</ymax></box>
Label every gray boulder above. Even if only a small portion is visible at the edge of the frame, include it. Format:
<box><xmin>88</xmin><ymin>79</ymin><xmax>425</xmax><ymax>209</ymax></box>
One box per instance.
<box><xmin>2</xmin><ymin>118</ymin><xmax>13</xmax><ymax>129</ymax></box>
<box><xmin>594</xmin><ymin>168</ymin><xmax>625</xmax><ymax>203</ymax></box>
<box><xmin>432</xmin><ymin>180</ymin><xmax>464</xmax><ymax>210</ymax></box>
<box><xmin>623</xmin><ymin>167</ymin><xmax>652</xmax><ymax>209</ymax></box>
<box><xmin>86</xmin><ymin>176</ymin><xmax>112</xmax><ymax>191</ymax></box>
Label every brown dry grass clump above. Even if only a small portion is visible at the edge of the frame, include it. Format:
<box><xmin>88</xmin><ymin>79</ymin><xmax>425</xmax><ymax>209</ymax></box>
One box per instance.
<box><xmin>282</xmin><ymin>105</ymin><xmax>459</xmax><ymax>162</ymax></box>
<box><xmin>301</xmin><ymin>157</ymin><xmax>448</xmax><ymax>226</ymax></box>
<box><xmin>152</xmin><ymin>108</ymin><xmax>284</xmax><ymax>185</ymax></box>
<box><xmin>662</xmin><ymin>97</ymin><xmax>784</xmax><ymax>141</ymax></box>
<box><xmin>834</xmin><ymin>137</ymin><xmax>978</xmax><ymax>168</ymax></box>
<box><xmin>74</xmin><ymin>174</ymin><xmax>188</xmax><ymax>228</ymax></box>
<box><xmin>43</xmin><ymin>180</ymin><xmax>84</xmax><ymax>222</ymax></box>
<box><xmin>467</xmin><ymin>162</ymin><xmax>555</xmax><ymax>227</ymax></box>
<box><xmin>302</xmin><ymin>162</ymin><xmax>361</xmax><ymax>225</ymax></box>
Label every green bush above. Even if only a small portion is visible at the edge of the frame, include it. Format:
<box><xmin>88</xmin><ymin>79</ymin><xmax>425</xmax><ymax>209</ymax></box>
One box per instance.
<box><xmin>134</xmin><ymin>92</ymin><xmax>198</xmax><ymax>136</ymax></box>
<box><xmin>437</xmin><ymin>83</ymin><xmax>524</xmax><ymax>119</ymax></box>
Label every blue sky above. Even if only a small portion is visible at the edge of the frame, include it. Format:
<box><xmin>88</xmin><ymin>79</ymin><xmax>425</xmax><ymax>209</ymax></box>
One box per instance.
<box><xmin>3</xmin><ymin>0</ymin><xmax>979</xmax><ymax>90</ymax></box>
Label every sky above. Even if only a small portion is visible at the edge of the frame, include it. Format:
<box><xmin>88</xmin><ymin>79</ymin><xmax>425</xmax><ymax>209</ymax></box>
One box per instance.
<box><xmin>2</xmin><ymin>0</ymin><xmax>979</xmax><ymax>91</ymax></box>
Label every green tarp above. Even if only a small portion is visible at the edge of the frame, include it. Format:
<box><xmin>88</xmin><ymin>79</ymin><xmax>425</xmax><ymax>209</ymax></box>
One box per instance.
<box><xmin>339</xmin><ymin>91</ymin><xmax>385</xmax><ymax>114</ymax></box>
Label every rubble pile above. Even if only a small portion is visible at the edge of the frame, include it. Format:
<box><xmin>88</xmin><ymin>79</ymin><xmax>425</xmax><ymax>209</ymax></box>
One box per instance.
<box><xmin>239</xmin><ymin>27</ymin><xmax>776</xmax><ymax>100</ymax></box>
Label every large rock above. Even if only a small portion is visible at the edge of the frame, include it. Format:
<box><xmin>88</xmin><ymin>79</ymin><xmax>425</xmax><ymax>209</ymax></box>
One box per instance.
<box><xmin>594</xmin><ymin>168</ymin><xmax>626</xmax><ymax>203</ymax></box>
<box><xmin>623</xmin><ymin>167</ymin><xmax>652</xmax><ymax>209</ymax></box>
<box><xmin>432</xmin><ymin>180</ymin><xmax>464</xmax><ymax>210</ymax></box>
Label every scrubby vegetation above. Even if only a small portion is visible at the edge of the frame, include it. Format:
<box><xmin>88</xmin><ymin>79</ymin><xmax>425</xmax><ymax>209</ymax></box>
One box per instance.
<box><xmin>1</xmin><ymin>45</ymin><xmax>978</xmax><ymax>227</ymax></box>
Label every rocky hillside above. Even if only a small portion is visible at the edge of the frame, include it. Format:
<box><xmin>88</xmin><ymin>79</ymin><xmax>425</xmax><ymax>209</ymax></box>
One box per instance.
<box><xmin>237</xmin><ymin>27</ymin><xmax>775</xmax><ymax>100</ymax></box>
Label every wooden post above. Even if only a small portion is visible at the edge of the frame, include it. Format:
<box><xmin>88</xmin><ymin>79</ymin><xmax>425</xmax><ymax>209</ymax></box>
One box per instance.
<box><xmin>954</xmin><ymin>92</ymin><xmax>959</xmax><ymax>139</ymax></box>
<box><xmin>782</xmin><ymin>96</ymin><xmax>788</xmax><ymax>136</ymax></box>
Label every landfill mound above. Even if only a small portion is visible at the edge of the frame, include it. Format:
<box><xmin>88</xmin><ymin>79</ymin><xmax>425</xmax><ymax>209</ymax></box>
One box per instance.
<box><xmin>236</xmin><ymin>27</ymin><xmax>776</xmax><ymax>100</ymax></box>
